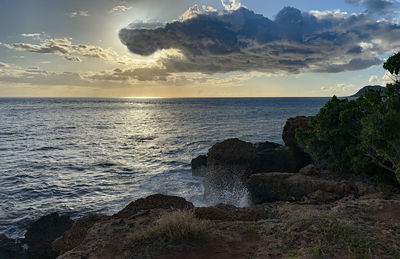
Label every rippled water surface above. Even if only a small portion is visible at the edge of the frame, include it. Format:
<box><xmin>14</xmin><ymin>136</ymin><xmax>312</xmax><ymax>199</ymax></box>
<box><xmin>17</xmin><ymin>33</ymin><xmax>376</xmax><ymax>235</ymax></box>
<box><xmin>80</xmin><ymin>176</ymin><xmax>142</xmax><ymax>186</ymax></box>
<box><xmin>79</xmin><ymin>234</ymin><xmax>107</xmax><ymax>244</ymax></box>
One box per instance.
<box><xmin>0</xmin><ymin>97</ymin><xmax>328</xmax><ymax>237</ymax></box>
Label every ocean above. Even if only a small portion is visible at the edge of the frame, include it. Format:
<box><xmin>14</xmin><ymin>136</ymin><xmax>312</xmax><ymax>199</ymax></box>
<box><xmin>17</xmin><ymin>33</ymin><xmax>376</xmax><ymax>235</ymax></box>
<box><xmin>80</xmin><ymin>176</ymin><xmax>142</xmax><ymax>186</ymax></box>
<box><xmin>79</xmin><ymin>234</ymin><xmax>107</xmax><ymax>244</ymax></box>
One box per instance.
<box><xmin>0</xmin><ymin>97</ymin><xmax>328</xmax><ymax>238</ymax></box>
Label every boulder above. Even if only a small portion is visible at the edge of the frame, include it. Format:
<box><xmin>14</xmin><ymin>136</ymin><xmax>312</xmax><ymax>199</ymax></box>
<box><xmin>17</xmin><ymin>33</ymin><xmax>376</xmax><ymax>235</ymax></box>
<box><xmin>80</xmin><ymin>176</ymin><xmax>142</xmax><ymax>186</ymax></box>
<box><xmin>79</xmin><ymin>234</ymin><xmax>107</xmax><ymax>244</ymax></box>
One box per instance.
<box><xmin>207</xmin><ymin>138</ymin><xmax>257</xmax><ymax>171</ymax></box>
<box><xmin>256</xmin><ymin>146</ymin><xmax>312</xmax><ymax>173</ymax></box>
<box><xmin>282</xmin><ymin>116</ymin><xmax>312</xmax><ymax>147</ymax></box>
<box><xmin>204</xmin><ymin>138</ymin><xmax>258</xmax><ymax>203</ymax></box>
<box><xmin>248</xmin><ymin>173</ymin><xmax>353</xmax><ymax>204</ymax></box>
<box><xmin>191</xmin><ymin>155</ymin><xmax>207</xmax><ymax>177</ymax></box>
<box><xmin>203</xmin><ymin>138</ymin><xmax>312</xmax><ymax>204</ymax></box>
<box><xmin>24</xmin><ymin>213</ymin><xmax>74</xmax><ymax>259</ymax></box>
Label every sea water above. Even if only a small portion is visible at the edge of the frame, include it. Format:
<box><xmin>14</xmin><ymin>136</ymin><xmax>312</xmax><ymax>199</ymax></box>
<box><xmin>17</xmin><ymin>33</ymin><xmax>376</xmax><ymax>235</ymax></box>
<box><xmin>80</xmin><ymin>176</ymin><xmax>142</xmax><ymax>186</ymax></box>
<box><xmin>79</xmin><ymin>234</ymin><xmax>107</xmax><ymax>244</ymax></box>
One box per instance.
<box><xmin>0</xmin><ymin>97</ymin><xmax>328</xmax><ymax>237</ymax></box>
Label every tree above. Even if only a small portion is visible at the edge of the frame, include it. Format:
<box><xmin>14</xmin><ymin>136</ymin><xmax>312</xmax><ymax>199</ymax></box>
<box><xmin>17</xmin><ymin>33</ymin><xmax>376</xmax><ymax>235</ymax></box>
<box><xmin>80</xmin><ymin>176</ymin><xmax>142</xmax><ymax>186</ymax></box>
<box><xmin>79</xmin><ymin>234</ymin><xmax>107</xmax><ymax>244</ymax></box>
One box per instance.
<box><xmin>360</xmin><ymin>53</ymin><xmax>400</xmax><ymax>183</ymax></box>
<box><xmin>296</xmin><ymin>52</ymin><xmax>400</xmax><ymax>184</ymax></box>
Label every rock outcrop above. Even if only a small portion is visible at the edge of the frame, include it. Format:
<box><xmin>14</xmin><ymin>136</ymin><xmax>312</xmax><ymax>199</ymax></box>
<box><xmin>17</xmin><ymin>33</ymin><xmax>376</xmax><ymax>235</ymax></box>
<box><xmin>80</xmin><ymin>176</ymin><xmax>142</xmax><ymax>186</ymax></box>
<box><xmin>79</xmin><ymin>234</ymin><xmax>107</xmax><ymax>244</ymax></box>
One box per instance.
<box><xmin>24</xmin><ymin>213</ymin><xmax>74</xmax><ymax>259</ymax></box>
<box><xmin>191</xmin><ymin>155</ymin><xmax>207</xmax><ymax>177</ymax></box>
<box><xmin>202</xmin><ymin>138</ymin><xmax>312</xmax><ymax>204</ymax></box>
<box><xmin>0</xmin><ymin>213</ymin><xmax>74</xmax><ymax>259</ymax></box>
<box><xmin>49</xmin><ymin>194</ymin><xmax>400</xmax><ymax>258</ymax></box>
<box><xmin>52</xmin><ymin>194</ymin><xmax>195</xmax><ymax>258</ymax></box>
<box><xmin>52</xmin><ymin>214</ymin><xmax>107</xmax><ymax>256</ymax></box>
<box><xmin>248</xmin><ymin>171</ymin><xmax>353</xmax><ymax>204</ymax></box>
<box><xmin>282</xmin><ymin>116</ymin><xmax>311</xmax><ymax>148</ymax></box>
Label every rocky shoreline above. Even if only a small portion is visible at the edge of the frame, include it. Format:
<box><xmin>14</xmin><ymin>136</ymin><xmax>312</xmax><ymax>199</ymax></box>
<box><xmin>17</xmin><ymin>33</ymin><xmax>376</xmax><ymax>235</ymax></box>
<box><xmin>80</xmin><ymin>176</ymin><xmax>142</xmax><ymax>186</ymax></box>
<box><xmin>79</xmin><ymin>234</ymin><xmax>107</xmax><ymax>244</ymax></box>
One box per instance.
<box><xmin>1</xmin><ymin>116</ymin><xmax>400</xmax><ymax>258</ymax></box>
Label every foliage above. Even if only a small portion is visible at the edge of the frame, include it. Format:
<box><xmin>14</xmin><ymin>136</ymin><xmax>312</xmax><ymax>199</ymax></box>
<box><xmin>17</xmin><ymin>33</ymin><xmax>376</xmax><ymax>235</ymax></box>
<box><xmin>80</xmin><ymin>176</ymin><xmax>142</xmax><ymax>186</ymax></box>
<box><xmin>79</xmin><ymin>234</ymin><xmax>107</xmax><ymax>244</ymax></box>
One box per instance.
<box><xmin>383</xmin><ymin>52</ymin><xmax>400</xmax><ymax>76</ymax></box>
<box><xmin>295</xmin><ymin>95</ymin><xmax>375</xmax><ymax>174</ymax></box>
<box><xmin>296</xmin><ymin>52</ymin><xmax>400</xmax><ymax>184</ymax></box>
<box><xmin>360</xmin><ymin>83</ymin><xmax>400</xmax><ymax>183</ymax></box>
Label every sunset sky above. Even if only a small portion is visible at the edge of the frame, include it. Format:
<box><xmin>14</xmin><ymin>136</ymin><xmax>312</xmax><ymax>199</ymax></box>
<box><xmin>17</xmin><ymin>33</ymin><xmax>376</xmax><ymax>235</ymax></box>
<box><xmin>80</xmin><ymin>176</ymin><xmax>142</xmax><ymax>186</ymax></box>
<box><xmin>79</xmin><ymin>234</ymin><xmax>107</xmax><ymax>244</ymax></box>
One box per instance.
<box><xmin>0</xmin><ymin>0</ymin><xmax>399</xmax><ymax>97</ymax></box>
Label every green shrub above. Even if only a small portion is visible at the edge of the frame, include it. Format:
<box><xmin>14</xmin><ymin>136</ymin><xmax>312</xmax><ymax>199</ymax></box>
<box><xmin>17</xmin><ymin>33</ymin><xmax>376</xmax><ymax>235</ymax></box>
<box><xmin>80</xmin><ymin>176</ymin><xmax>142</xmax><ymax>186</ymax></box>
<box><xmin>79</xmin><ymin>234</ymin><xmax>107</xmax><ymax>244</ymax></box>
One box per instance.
<box><xmin>296</xmin><ymin>52</ymin><xmax>400</xmax><ymax>184</ymax></box>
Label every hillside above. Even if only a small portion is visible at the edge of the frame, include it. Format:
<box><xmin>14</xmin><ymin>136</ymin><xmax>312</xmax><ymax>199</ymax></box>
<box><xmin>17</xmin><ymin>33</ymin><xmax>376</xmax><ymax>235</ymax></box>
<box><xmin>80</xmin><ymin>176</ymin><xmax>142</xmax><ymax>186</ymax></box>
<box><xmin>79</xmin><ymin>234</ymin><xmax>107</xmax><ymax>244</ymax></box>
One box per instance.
<box><xmin>350</xmin><ymin>85</ymin><xmax>385</xmax><ymax>97</ymax></box>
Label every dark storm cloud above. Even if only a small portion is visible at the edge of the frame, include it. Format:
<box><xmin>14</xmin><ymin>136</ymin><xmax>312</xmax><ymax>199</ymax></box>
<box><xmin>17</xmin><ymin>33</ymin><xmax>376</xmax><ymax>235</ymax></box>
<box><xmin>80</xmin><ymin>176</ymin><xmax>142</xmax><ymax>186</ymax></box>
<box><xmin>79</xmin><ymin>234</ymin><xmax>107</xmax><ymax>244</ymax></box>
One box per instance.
<box><xmin>118</xmin><ymin>7</ymin><xmax>400</xmax><ymax>76</ymax></box>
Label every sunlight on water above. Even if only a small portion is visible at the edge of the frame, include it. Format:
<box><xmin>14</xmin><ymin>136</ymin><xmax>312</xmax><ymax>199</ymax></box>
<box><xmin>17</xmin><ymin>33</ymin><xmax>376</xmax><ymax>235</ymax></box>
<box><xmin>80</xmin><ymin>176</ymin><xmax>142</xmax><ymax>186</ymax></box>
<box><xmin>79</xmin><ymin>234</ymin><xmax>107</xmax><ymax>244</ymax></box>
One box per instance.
<box><xmin>0</xmin><ymin>97</ymin><xmax>328</xmax><ymax>238</ymax></box>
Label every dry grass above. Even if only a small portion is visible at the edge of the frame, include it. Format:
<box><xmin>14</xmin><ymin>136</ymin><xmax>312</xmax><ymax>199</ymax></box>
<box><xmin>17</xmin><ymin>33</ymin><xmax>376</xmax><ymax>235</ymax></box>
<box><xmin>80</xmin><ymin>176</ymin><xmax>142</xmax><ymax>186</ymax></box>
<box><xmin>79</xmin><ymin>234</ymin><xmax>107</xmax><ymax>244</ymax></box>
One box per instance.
<box><xmin>150</xmin><ymin>210</ymin><xmax>210</xmax><ymax>243</ymax></box>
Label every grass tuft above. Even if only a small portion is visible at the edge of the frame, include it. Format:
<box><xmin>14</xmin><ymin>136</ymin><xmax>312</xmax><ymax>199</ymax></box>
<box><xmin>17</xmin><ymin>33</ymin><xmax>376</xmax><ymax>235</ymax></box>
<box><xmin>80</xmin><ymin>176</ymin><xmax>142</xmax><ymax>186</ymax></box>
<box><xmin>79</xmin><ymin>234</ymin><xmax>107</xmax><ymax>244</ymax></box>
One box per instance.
<box><xmin>149</xmin><ymin>210</ymin><xmax>210</xmax><ymax>243</ymax></box>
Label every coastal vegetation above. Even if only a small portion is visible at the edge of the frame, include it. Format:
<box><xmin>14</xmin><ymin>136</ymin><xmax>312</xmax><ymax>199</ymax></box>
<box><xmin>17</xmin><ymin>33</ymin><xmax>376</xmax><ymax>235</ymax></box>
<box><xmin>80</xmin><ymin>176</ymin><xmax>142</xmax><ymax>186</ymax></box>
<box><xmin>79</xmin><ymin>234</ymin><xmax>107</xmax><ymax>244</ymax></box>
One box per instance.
<box><xmin>296</xmin><ymin>52</ymin><xmax>400</xmax><ymax>184</ymax></box>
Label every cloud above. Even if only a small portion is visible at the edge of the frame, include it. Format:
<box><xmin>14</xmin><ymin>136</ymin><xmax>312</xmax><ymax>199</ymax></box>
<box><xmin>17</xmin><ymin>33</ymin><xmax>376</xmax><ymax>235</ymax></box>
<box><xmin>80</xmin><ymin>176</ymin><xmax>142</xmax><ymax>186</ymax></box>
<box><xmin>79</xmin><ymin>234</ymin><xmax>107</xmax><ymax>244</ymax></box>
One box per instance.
<box><xmin>117</xmin><ymin>6</ymin><xmax>400</xmax><ymax>79</ymax></box>
<box><xmin>2</xmin><ymin>38</ymin><xmax>127</xmax><ymax>64</ymax></box>
<box><xmin>180</xmin><ymin>5</ymin><xmax>203</xmax><ymax>21</ymax></box>
<box><xmin>0</xmin><ymin>66</ymin><xmax>90</xmax><ymax>86</ymax></box>
<box><xmin>21</xmin><ymin>33</ymin><xmax>42</xmax><ymax>39</ymax></box>
<box><xmin>109</xmin><ymin>5</ymin><xmax>132</xmax><ymax>15</ymax></box>
<box><xmin>68</xmin><ymin>11</ymin><xmax>89</xmax><ymax>18</ymax></box>
<box><xmin>320</xmin><ymin>86</ymin><xmax>334</xmax><ymax>91</ymax></box>
<box><xmin>0</xmin><ymin>61</ymin><xmax>9</xmax><ymax>68</ymax></box>
<box><xmin>369</xmin><ymin>75</ymin><xmax>379</xmax><ymax>83</ymax></box>
<box><xmin>221</xmin><ymin>0</ymin><xmax>243</xmax><ymax>11</ymax></box>
<box><xmin>346</xmin><ymin>0</ymin><xmax>398</xmax><ymax>15</ymax></box>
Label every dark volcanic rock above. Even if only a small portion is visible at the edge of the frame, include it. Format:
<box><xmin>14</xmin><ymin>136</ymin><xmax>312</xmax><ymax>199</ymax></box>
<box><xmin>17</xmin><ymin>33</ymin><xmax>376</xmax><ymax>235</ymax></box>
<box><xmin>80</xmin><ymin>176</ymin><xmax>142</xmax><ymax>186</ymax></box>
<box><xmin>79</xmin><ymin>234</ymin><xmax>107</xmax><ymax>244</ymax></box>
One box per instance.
<box><xmin>24</xmin><ymin>212</ymin><xmax>74</xmax><ymax>259</ymax></box>
<box><xmin>204</xmin><ymin>138</ymin><xmax>258</xmax><ymax>203</ymax></box>
<box><xmin>282</xmin><ymin>116</ymin><xmax>311</xmax><ymax>147</ymax></box>
<box><xmin>256</xmin><ymin>145</ymin><xmax>312</xmax><ymax>173</ymax></box>
<box><xmin>0</xmin><ymin>234</ymin><xmax>26</xmax><ymax>259</ymax></box>
<box><xmin>191</xmin><ymin>155</ymin><xmax>207</xmax><ymax>177</ymax></box>
<box><xmin>207</xmin><ymin>138</ymin><xmax>257</xmax><ymax>170</ymax></box>
<box><xmin>203</xmin><ymin>138</ymin><xmax>312</xmax><ymax>204</ymax></box>
<box><xmin>248</xmin><ymin>172</ymin><xmax>353</xmax><ymax>204</ymax></box>
<box><xmin>115</xmin><ymin>194</ymin><xmax>194</xmax><ymax>219</ymax></box>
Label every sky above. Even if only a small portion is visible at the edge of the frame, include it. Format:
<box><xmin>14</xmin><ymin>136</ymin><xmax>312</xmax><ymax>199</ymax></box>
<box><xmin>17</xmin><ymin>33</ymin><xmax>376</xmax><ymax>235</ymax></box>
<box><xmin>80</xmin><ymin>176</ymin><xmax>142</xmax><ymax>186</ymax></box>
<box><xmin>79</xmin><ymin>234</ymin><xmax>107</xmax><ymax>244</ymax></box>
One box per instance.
<box><xmin>0</xmin><ymin>0</ymin><xmax>399</xmax><ymax>97</ymax></box>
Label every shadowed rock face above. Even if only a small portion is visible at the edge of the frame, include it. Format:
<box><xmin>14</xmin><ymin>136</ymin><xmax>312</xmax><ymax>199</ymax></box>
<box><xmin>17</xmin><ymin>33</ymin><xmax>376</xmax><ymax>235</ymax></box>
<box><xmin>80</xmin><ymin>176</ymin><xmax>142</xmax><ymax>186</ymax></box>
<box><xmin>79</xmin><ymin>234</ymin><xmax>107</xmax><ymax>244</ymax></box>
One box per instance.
<box><xmin>191</xmin><ymin>155</ymin><xmax>207</xmax><ymax>177</ymax></box>
<box><xmin>0</xmin><ymin>213</ymin><xmax>74</xmax><ymax>259</ymax></box>
<box><xmin>247</xmin><ymin>169</ymin><xmax>354</xmax><ymax>204</ymax></box>
<box><xmin>24</xmin><ymin>213</ymin><xmax>74</xmax><ymax>259</ymax></box>
<box><xmin>203</xmin><ymin>138</ymin><xmax>312</xmax><ymax>204</ymax></box>
<box><xmin>282</xmin><ymin>116</ymin><xmax>311</xmax><ymax>148</ymax></box>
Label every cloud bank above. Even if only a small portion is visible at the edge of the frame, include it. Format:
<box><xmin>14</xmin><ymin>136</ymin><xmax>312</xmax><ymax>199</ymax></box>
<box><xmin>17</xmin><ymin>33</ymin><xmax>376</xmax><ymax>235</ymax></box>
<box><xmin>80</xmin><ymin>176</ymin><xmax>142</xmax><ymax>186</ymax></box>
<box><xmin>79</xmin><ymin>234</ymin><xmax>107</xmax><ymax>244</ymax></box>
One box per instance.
<box><xmin>118</xmin><ymin>6</ymin><xmax>400</xmax><ymax>78</ymax></box>
<box><xmin>2</xmin><ymin>38</ymin><xmax>126</xmax><ymax>64</ymax></box>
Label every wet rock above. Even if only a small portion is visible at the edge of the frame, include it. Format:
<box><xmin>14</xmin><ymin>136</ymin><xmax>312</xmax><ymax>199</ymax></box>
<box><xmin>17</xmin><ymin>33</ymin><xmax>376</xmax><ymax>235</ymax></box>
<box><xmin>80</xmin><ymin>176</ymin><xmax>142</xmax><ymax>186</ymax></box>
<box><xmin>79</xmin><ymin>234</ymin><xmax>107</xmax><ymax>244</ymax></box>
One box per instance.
<box><xmin>204</xmin><ymin>138</ymin><xmax>311</xmax><ymax>204</ymax></box>
<box><xmin>204</xmin><ymin>138</ymin><xmax>257</xmax><ymax>203</ymax></box>
<box><xmin>24</xmin><ymin>212</ymin><xmax>74</xmax><ymax>259</ymax></box>
<box><xmin>191</xmin><ymin>155</ymin><xmax>207</xmax><ymax>177</ymax></box>
<box><xmin>282</xmin><ymin>116</ymin><xmax>312</xmax><ymax>147</ymax></box>
<box><xmin>248</xmin><ymin>173</ymin><xmax>353</xmax><ymax>204</ymax></box>
<box><xmin>52</xmin><ymin>214</ymin><xmax>107</xmax><ymax>256</ymax></box>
